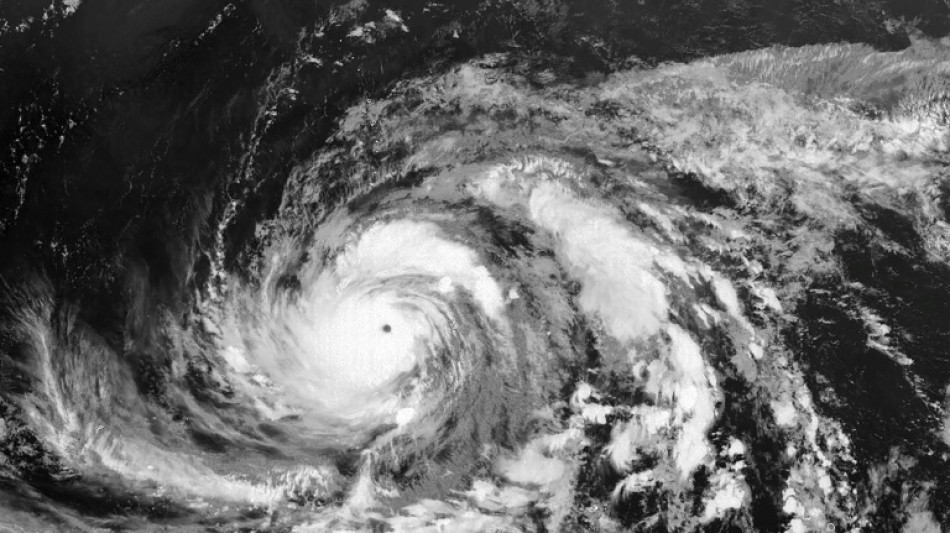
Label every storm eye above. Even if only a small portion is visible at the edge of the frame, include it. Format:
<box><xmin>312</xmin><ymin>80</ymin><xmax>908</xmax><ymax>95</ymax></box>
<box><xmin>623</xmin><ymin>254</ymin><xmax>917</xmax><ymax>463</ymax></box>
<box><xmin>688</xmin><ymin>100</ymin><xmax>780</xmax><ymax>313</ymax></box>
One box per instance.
<box><xmin>382</xmin><ymin>324</ymin><xmax>392</xmax><ymax>333</ymax></box>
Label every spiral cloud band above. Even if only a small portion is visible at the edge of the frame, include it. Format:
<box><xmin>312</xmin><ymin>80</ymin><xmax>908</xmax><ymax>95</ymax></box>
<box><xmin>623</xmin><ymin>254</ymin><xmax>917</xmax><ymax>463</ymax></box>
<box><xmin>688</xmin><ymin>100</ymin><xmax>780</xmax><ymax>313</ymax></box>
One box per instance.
<box><xmin>3</xmin><ymin>38</ymin><xmax>950</xmax><ymax>532</ymax></box>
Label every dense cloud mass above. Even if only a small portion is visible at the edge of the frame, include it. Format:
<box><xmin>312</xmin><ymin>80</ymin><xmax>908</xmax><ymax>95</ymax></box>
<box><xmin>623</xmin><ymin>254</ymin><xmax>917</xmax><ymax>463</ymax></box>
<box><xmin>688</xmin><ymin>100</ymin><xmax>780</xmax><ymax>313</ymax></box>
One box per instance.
<box><xmin>2</xmin><ymin>1</ymin><xmax>950</xmax><ymax>532</ymax></box>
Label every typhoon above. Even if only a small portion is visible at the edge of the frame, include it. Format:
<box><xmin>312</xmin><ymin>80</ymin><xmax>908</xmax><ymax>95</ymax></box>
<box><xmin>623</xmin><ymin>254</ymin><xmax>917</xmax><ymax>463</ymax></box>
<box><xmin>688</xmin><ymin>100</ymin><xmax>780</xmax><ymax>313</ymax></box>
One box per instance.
<box><xmin>3</xmin><ymin>2</ymin><xmax>950</xmax><ymax>532</ymax></box>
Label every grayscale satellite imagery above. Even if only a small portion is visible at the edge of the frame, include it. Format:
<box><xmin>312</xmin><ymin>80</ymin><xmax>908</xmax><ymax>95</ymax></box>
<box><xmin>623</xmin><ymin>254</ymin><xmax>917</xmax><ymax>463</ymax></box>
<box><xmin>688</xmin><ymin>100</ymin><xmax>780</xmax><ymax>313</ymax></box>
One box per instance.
<box><xmin>2</xmin><ymin>1</ymin><xmax>950</xmax><ymax>531</ymax></box>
